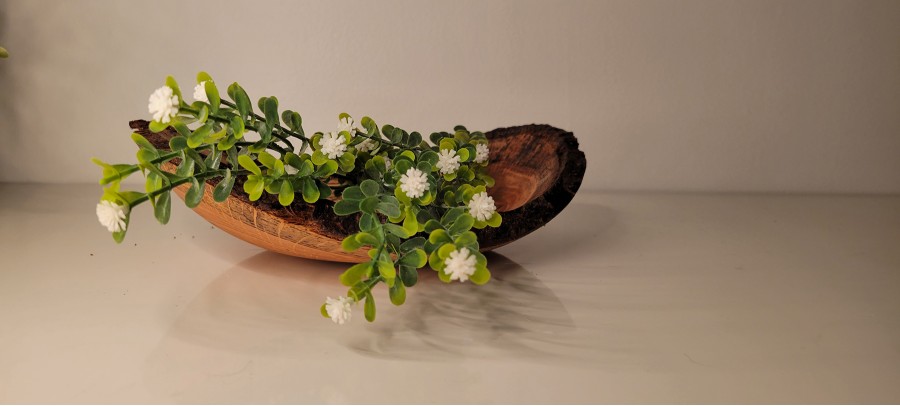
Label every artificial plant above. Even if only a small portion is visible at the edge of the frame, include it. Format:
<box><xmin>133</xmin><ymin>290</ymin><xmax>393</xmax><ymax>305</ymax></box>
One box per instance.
<box><xmin>94</xmin><ymin>72</ymin><xmax>501</xmax><ymax>324</ymax></box>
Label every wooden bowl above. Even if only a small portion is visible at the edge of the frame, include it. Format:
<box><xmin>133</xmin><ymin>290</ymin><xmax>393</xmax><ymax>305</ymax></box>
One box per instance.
<box><xmin>131</xmin><ymin>120</ymin><xmax>586</xmax><ymax>263</ymax></box>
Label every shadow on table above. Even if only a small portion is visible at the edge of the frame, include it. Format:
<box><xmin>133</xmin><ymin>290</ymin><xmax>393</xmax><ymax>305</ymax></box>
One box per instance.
<box><xmin>341</xmin><ymin>252</ymin><xmax>582</xmax><ymax>362</ymax></box>
<box><xmin>146</xmin><ymin>250</ymin><xmax>591</xmax><ymax>364</ymax></box>
<box><xmin>495</xmin><ymin>201</ymin><xmax>618</xmax><ymax>264</ymax></box>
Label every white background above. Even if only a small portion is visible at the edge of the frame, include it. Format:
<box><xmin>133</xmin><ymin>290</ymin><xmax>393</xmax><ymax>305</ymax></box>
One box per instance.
<box><xmin>1</xmin><ymin>0</ymin><xmax>899</xmax><ymax>193</ymax></box>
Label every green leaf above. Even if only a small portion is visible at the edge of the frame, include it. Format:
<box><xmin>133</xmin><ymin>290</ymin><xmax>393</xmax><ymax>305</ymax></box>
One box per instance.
<box><xmin>428</xmin><ymin>250</ymin><xmax>444</xmax><ymax>272</ymax></box>
<box><xmin>333</xmin><ymin>199</ymin><xmax>360</xmax><ymax>215</ymax></box>
<box><xmin>394</xmin><ymin>159</ymin><xmax>412</xmax><ymax>175</ymax></box>
<box><xmin>399</xmin><ymin>264</ymin><xmax>418</xmax><ymax>287</ymax></box>
<box><xmin>196</xmin><ymin>104</ymin><xmax>209</xmax><ymax>124</ymax></box>
<box><xmin>437</xmin><ymin>243</ymin><xmax>456</xmax><ymax>259</ymax></box>
<box><xmin>406</xmin><ymin>132</ymin><xmax>422</xmax><ymax>148</ymax></box>
<box><xmin>145</xmin><ymin>171</ymin><xmax>163</xmax><ymax>194</ymax></box>
<box><xmin>196</xmin><ymin>71</ymin><xmax>213</xmax><ymax>84</ymax></box>
<box><xmin>237</xmin><ymin>155</ymin><xmax>261</xmax><ymax>175</ymax></box>
<box><xmin>400</xmin><ymin>237</ymin><xmax>426</xmax><ymax>253</ymax></box>
<box><xmin>321</xmin><ymin>303</ymin><xmax>330</xmax><ymax>318</ymax></box>
<box><xmin>154</xmin><ymin>191</ymin><xmax>172</xmax><ymax>224</ymax></box>
<box><xmin>360</xmin><ymin>179</ymin><xmax>380</xmax><ymax>197</ymax></box>
<box><xmin>175</xmin><ymin>156</ymin><xmax>195</xmax><ymax>178</ymax></box>
<box><xmin>416</xmin><ymin>161</ymin><xmax>432</xmax><ymax>174</ymax></box>
<box><xmin>486</xmin><ymin>212</ymin><xmax>502</xmax><ymax>227</ymax></box>
<box><xmin>227</xmin><ymin>82</ymin><xmax>252</xmax><ymax>118</ymax></box>
<box><xmin>204</xmin><ymin>80</ymin><xmax>220</xmax><ymax>112</ymax></box>
<box><xmin>184</xmin><ymin>148</ymin><xmax>207</xmax><ymax>172</ymax></box>
<box><xmin>402</xmin><ymin>208</ymin><xmax>419</xmax><ymax>234</ymax></box>
<box><xmin>360</xmin><ymin>196</ymin><xmax>379</xmax><ymax>214</ymax></box>
<box><xmin>243</xmin><ymin>177</ymin><xmax>265</xmax><ymax>201</ymax></box>
<box><xmin>364</xmin><ymin>292</ymin><xmax>376</xmax><ymax>322</ymax></box>
<box><xmin>440</xmin><ymin>207</ymin><xmax>466</xmax><ymax>227</ymax></box>
<box><xmin>204</xmin><ymin>149</ymin><xmax>223</xmax><ymax>169</ymax></box>
<box><xmin>355</xmin><ymin>232</ymin><xmax>380</xmax><ymax>246</ymax></box>
<box><xmin>361</xmin><ymin>116</ymin><xmax>379</xmax><ymax>136</ymax></box>
<box><xmin>147</xmin><ymin>120</ymin><xmax>169</xmax><ymax>133</ymax></box>
<box><xmin>188</xmin><ymin>124</ymin><xmax>212</xmax><ymax>148</ymax></box>
<box><xmin>131</xmin><ymin>133</ymin><xmax>157</xmax><ymax>152</ymax></box>
<box><xmin>383</xmin><ymin>223</ymin><xmax>413</xmax><ymax>238</ymax></box>
<box><xmin>165</xmin><ymin>75</ymin><xmax>182</xmax><ymax>101</ymax></box>
<box><xmin>230</xmin><ymin>116</ymin><xmax>245</xmax><ymax>139</ymax></box>
<box><xmin>263</xmin><ymin>96</ymin><xmax>279</xmax><ymax>128</ymax></box>
<box><xmin>470</xmin><ymin>266</ymin><xmax>491</xmax><ymax>285</ymax></box>
<box><xmin>184</xmin><ymin>177</ymin><xmax>204</xmax><ymax>208</ymax></box>
<box><xmin>278</xmin><ymin>180</ymin><xmax>294</xmax><ymax>206</ymax></box>
<box><xmin>377</xmin><ymin>260</ymin><xmax>396</xmax><ymax>286</ymax></box>
<box><xmin>448</xmin><ymin>214</ymin><xmax>475</xmax><ymax>235</ymax></box>
<box><xmin>341</xmin><ymin>234</ymin><xmax>363</xmax><ymax>252</ymax></box>
<box><xmin>92</xmin><ymin>159</ymin><xmax>140</xmax><ymax>185</ymax></box>
<box><xmin>439</xmin><ymin>138</ymin><xmax>456</xmax><ymax>151</ymax></box>
<box><xmin>457</xmin><ymin>148</ymin><xmax>470</xmax><ymax>162</ymax></box>
<box><xmin>282</xmin><ymin>110</ymin><xmax>303</xmax><ymax>133</ymax></box>
<box><xmin>375</xmin><ymin>200</ymin><xmax>401</xmax><ymax>218</ymax></box>
<box><xmin>423</xmin><ymin>219</ymin><xmax>443</xmax><ymax>233</ymax></box>
<box><xmin>340</xmin><ymin>262</ymin><xmax>372</xmax><ymax>286</ymax></box>
<box><xmin>171</xmin><ymin>121</ymin><xmax>191</xmax><ymax>138</ymax></box>
<box><xmin>272</xmin><ymin>159</ymin><xmax>285</xmax><ymax>177</ymax></box>
<box><xmin>419</xmin><ymin>150</ymin><xmax>439</xmax><ymax>167</ymax></box>
<box><xmin>301</xmin><ymin>177</ymin><xmax>320</xmax><ymax>203</ymax></box>
<box><xmin>359</xmin><ymin>213</ymin><xmax>377</xmax><ymax>232</ymax></box>
<box><xmin>400</xmin><ymin>249</ymin><xmax>427</xmax><ymax>268</ymax></box>
<box><xmin>213</xmin><ymin>169</ymin><xmax>234</xmax><ymax>202</ymax></box>
<box><xmin>389</xmin><ymin>281</ymin><xmax>406</xmax><ymax>306</ymax></box>
<box><xmin>453</xmin><ymin>231</ymin><xmax>478</xmax><ymax>250</ymax></box>
<box><xmin>429</xmin><ymin>229</ymin><xmax>451</xmax><ymax>244</ymax></box>
<box><xmin>169</xmin><ymin>136</ymin><xmax>188</xmax><ymax>151</ymax></box>
<box><xmin>312</xmin><ymin>160</ymin><xmax>337</xmax><ymax>177</ymax></box>
<box><xmin>341</xmin><ymin>186</ymin><xmax>365</xmax><ymax>201</ymax></box>
<box><xmin>338</xmin><ymin>151</ymin><xmax>355</xmax><ymax>172</ymax></box>
<box><xmin>257</xmin><ymin>151</ymin><xmax>277</xmax><ymax>169</ymax></box>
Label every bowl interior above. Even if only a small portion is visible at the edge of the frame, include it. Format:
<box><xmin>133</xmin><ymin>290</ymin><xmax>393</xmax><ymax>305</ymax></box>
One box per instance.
<box><xmin>485</xmin><ymin>131</ymin><xmax>562</xmax><ymax>212</ymax></box>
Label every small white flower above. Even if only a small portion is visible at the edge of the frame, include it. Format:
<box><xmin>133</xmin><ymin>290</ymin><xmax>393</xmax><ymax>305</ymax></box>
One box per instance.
<box><xmin>444</xmin><ymin>248</ymin><xmax>477</xmax><ymax>282</ymax></box>
<box><xmin>356</xmin><ymin>138</ymin><xmax>376</xmax><ymax>152</ymax></box>
<box><xmin>383</xmin><ymin>157</ymin><xmax>392</xmax><ymax>172</ymax></box>
<box><xmin>325</xmin><ymin>296</ymin><xmax>354</xmax><ymax>325</ymax></box>
<box><xmin>468</xmin><ymin>191</ymin><xmax>496</xmax><ymax>222</ymax></box>
<box><xmin>320</xmin><ymin>132</ymin><xmax>347</xmax><ymax>159</ymax></box>
<box><xmin>337</xmin><ymin>116</ymin><xmax>357</xmax><ymax>136</ymax></box>
<box><xmin>399</xmin><ymin>167</ymin><xmax>428</xmax><ymax>198</ymax></box>
<box><xmin>436</xmin><ymin>149</ymin><xmax>460</xmax><ymax>175</ymax></box>
<box><xmin>96</xmin><ymin>200</ymin><xmax>129</xmax><ymax>233</ymax></box>
<box><xmin>148</xmin><ymin>85</ymin><xmax>179</xmax><ymax>124</ymax></box>
<box><xmin>475</xmin><ymin>143</ymin><xmax>490</xmax><ymax>164</ymax></box>
<box><xmin>193</xmin><ymin>81</ymin><xmax>209</xmax><ymax>103</ymax></box>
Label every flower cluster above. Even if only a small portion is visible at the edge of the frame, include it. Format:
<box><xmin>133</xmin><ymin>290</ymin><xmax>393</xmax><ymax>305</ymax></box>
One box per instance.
<box><xmin>148</xmin><ymin>86</ymin><xmax>179</xmax><ymax>123</ymax></box>
<box><xmin>94</xmin><ymin>72</ymin><xmax>502</xmax><ymax>325</ymax></box>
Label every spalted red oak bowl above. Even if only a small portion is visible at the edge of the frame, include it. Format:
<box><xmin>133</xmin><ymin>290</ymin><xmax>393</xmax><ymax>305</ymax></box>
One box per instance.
<box><xmin>131</xmin><ymin>120</ymin><xmax>586</xmax><ymax>263</ymax></box>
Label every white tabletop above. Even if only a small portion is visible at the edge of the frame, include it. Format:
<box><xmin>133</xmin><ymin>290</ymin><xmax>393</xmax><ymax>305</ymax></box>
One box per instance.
<box><xmin>1</xmin><ymin>184</ymin><xmax>899</xmax><ymax>403</ymax></box>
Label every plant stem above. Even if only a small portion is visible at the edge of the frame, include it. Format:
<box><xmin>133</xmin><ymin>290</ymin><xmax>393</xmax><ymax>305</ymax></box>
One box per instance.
<box><xmin>180</xmin><ymin>106</ymin><xmax>292</xmax><ymax>153</ymax></box>
<box><xmin>220</xmin><ymin>99</ymin><xmax>308</xmax><ymax>141</ymax></box>
<box><xmin>354</xmin><ymin>275</ymin><xmax>384</xmax><ymax>302</ymax></box>
<box><xmin>129</xmin><ymin>168</ymin><xmax>249</xmax><ymax>207</ymax></box>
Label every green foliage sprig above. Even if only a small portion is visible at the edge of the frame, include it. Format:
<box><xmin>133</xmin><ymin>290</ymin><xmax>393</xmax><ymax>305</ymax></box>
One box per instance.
<box><xmin>93</xmin><ymin>72</ymin><xmax>501</xmax><ymax>324</ymax></box>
